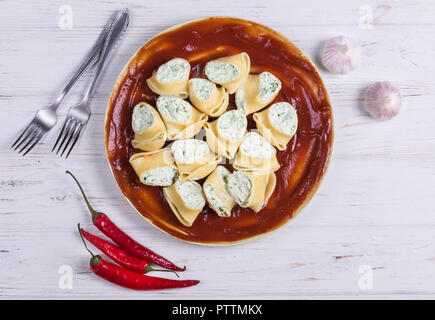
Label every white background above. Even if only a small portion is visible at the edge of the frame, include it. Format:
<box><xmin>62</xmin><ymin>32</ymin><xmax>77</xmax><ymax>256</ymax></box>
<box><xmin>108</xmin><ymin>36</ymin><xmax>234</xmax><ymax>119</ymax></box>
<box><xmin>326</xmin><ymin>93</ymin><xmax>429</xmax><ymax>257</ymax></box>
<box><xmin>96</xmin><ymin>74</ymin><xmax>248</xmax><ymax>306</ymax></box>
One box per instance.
<box><xmin>1</xmin><ymin>0</ymin><xmax>435</xmax><ymax>299</ymax></box>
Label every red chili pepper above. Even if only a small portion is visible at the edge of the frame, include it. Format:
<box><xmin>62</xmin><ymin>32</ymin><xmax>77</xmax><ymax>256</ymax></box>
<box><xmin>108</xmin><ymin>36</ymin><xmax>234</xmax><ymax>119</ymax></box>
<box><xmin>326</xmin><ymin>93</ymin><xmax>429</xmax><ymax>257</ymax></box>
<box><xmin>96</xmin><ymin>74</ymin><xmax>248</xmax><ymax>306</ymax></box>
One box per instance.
<box><xmin>91</xmin><ymin>257</ymin><xmax>198</xmax><ymax>290</ymax></box>
<box><xmin>78</xmin><ymin>228</ymin><xmax>199</xmax><ymax>290</ymax></box>
<box><xmin>66</xmin><ymin>170</ymin><xmax>185</xmax><ymax>272</ymax></box>
<box><xmin>79</xmin><ymin>225</ymin><xmax>178</xmax><ymax>276</ymax></box>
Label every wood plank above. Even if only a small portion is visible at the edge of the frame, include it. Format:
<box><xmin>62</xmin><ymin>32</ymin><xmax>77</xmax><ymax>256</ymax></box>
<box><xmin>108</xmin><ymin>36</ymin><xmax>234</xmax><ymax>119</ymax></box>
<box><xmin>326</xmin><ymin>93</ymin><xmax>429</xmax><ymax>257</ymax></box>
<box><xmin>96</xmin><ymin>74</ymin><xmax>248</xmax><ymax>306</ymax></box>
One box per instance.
<box><xmin>1</xmin><ymin>0</ymin><xmax>435</xmax><ymax>299</ymax></box>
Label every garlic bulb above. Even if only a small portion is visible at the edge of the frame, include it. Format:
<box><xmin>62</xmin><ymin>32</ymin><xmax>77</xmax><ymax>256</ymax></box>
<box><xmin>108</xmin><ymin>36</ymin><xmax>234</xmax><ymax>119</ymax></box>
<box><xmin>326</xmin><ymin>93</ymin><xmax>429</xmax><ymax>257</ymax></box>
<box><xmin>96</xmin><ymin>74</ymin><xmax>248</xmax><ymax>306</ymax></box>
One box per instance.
<box><xmin>320</xmin><ymin>36</ymin><xmax>361</xmax><ymax>74</ymax></box>
<box><xmin>364</xmin><ymin>82</ymin><xmax>402</xmax><ymax>120</ymax></box>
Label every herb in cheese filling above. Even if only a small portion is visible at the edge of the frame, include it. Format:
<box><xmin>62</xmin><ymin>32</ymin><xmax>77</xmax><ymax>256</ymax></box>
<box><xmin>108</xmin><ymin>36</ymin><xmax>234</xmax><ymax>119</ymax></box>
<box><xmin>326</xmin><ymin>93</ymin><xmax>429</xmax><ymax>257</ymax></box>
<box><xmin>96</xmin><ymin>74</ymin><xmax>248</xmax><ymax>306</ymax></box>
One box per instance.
<box><xmin>268</xmin><ymin>102</ymin><xmax>298</xmax><ymax>136</ymax></box>
<box><xmin>258</xmin><ymin>72</ymin><xmax>281</xmax><ymax>103</ymax></box>
<box><xmin>226</xmin><ymin>171</ymin><xmax>252</xmax><ymax>206</ymax></box>
<box><xmin>205</xmin><ymin>61</ymin><xmax>239</xmax><ymax>84</ymax></box>
<box><xmin>235</xmin><ymin>87</ymin><xmax>246</xmax><ymax>113</ymax></box>
<box><xmin>171</xmin><ymin>139</ymin><xmax>209</xmax><ymax>164</ymax></box>
<box><xmin>132</xmin><ymin>104</ymin><xmax>155</xmax><ymax>133</ymax></box>
<box><xmin>203</xmin><ymin>166</ymin><xmax>231</xmax><ymax>216</ymax></box>
<box><xmin>176</xmin><ymin>179</ymin><xmax>205</xmax><ymax>209</ymax></box>
<box><xmin>156</xmin><ymin>58</ymin><xmax>190</xmax><ymax>83</ymax></box>
<box><xmin>203</xmin><ymin>183</ymin><xmax>227</xmax><ymax>216</ymax></box>
<box><xmin>217</xmin><ymin>110</ymin><xmax>247</xmax><ymax>142</ymax></box>
<box><xmin>141</xmin><ymin>166</ymin><xmax>178</xmax><ymax>186</ymax></box>
<box><xmin>240</xmin><ymin>132</ymin><xmax>276</xmax><ymax>159</ymax></box>
<box><xmin>156</xmin><ymin>96</ymin><xmax>191</xmax><ymax>124</ymax></box>
<box><xmin>190</xmin><ymin>78</ymin><xmax>214</xmax><ymax>101</ymax></box>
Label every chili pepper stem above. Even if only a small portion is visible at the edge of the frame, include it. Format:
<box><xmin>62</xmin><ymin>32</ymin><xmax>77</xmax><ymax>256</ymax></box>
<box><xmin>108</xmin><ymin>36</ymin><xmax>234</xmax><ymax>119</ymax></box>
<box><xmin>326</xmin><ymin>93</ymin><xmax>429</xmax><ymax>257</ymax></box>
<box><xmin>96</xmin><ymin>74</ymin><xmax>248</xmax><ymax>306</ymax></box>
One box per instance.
<box><xmin>78</xmin><ymin>223</ymin><xmax>94</xmax><ymax>257</ymax></box>
<box><xmin>66</xmin><ymin>170</ymin><xmax>100</xmax><ymax>221</ymax></box>
<box><xmin>145</xmin><ymin>265</ymin><xmax>180</xmax><ymax>278</ymax></box>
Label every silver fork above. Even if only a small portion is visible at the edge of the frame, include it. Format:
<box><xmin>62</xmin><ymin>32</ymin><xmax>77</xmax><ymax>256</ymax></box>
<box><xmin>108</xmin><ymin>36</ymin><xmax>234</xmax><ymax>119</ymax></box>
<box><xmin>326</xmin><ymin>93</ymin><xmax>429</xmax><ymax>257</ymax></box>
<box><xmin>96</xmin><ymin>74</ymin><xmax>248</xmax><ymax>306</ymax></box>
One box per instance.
<box><xmin>10</xmin><ymin>11</ymin><xmax>121</xmax><ymax>156</ymax></box>
<box><xmin>52</xmin><ymin>8</ymin><xmax>129</xmax><ymax>158</ymax></box>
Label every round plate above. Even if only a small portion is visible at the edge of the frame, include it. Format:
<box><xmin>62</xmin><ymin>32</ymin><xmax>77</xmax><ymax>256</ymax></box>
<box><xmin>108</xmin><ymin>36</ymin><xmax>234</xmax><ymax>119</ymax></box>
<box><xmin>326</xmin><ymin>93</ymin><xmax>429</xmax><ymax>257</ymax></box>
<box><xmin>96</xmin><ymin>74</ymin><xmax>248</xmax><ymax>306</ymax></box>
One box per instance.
<box><xmin>105</xmin><ymin>17</ymin><xmax>333</xmax><ymax>245</ymax></box>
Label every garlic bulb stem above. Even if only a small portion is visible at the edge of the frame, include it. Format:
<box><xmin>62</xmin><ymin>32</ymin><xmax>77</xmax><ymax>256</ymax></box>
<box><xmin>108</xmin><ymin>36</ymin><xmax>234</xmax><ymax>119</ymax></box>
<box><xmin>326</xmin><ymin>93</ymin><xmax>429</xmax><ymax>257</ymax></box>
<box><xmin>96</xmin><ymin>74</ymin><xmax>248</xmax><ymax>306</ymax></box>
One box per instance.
<box><xmin>364</xmin><ymin>82</ymin><xmax>402</xmax><ymax>120</ymax></box>
<box><xmin>320</xmin><ymin>36</ymin><xmax>361</xmax><ymax>74</ymax></box>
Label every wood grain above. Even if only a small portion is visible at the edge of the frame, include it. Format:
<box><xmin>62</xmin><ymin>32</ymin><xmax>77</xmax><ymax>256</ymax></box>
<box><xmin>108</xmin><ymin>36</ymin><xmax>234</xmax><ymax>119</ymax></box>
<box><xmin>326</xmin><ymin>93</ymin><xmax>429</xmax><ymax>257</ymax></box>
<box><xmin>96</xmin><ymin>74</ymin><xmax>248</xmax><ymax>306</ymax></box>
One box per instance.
<box><xmin>1</xmin><ymin>0</ymin><xmax>435</xmax><ymax>299</ymax></box>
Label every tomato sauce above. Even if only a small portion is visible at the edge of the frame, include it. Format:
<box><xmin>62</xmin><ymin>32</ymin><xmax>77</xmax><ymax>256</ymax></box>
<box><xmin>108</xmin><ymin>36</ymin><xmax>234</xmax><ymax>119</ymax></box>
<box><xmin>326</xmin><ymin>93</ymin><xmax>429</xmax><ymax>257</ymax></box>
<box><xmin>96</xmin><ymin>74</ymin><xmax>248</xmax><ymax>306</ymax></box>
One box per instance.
<box><xmin>105</xmin><ymin>17</ymin><xmax>333</xmax><ymax>244</ymax></box>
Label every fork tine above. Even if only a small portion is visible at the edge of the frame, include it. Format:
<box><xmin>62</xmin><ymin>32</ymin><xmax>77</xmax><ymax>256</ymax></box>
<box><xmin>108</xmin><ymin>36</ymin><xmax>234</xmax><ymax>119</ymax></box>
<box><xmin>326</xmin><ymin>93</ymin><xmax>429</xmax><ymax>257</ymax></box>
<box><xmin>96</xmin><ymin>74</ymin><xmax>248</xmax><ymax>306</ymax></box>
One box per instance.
<box><xmin>65</xmin><ymin>122</ymin><xmax>84</xmax><ymax>158</ymax></box>
<box><xmin>15</xmin><ymin>124</ymin><xmax>37</xmax><ymax>152</ymax></box>
<box><xmin>60</xmin><ymin>120</ymin><xmax>80</xmax><ymax>157</ymax></box>
<box><xmin>11</xmin><ymin>121</ymin><xmax>33</xmax><ymax>148</ymax></box>
<box><xmin>22</xmin><ymin>129</ymin><xmax>46</xmax><ymax>156</ymax></box>
<box><xmin>55</xmin><ymin>118</ymin><xmax>74</xmax><ymax>155</ymax></box>
<box><xmin>12</xmin><ymin>121</ymin><xmax>35</xmax><ymax>150</ymax></box>
<box><xmin>18</xmin><ymin>126</ymin><xmax>41</xmax><ymax>154</ymax></box>
<box><xmin>52</xmin><ymin>118</ymin><xmax>69</xmax><ymax>152</ymax></box>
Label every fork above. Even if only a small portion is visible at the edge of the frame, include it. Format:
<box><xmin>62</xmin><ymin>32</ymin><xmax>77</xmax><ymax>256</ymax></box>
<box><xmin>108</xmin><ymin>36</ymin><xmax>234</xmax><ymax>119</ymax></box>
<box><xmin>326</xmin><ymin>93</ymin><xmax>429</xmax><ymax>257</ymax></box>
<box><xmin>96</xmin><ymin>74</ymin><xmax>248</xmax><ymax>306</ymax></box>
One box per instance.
<box><xmin>10</xmin><ymin>11</ymin><xmax>122</xmax><ymax>156</ymax></box>
<box><xmin>52</xmin><ymin>9</ymin><xmax>129</xmax><ymax>158</ymax></box>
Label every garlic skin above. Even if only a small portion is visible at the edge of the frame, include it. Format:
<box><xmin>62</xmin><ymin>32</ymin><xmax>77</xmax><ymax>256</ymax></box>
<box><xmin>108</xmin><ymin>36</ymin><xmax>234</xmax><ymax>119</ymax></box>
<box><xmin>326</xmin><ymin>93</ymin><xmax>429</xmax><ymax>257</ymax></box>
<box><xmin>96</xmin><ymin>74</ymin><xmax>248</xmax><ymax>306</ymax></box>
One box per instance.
<box><xmin>364</xmin><ymin>82</ymin><xmax>402</xmax><ymax>120</ymax></box>
<box><xmin>320</xmin><ymin>36</ymin><xmax>361</xmax><ymax>74</ymax></box>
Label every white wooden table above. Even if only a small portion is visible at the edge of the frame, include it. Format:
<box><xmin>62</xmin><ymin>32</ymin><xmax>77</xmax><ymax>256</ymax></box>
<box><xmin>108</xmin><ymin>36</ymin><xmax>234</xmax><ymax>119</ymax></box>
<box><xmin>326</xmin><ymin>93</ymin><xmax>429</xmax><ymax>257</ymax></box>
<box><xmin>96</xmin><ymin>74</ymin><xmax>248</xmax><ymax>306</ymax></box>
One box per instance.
<box><xmin>1</xmin><ymin>0</ymin><xmax>435</xmax><ymax>299</ymax></box>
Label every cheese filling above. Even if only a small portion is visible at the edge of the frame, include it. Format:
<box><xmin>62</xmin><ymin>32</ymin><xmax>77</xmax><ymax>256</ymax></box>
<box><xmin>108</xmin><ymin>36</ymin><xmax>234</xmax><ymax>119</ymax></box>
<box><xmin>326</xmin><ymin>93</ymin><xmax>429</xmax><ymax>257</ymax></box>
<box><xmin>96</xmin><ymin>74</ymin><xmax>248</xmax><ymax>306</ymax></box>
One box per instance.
<box><xmin>205</xmin><ymin>61</ymin><xmax>239</xmax><ymax>83</ymax></box>
<box><xmin>203</xmin><ymin>166</ymin><xmax>231</xmax><ymax>216</ymax></box>
<box><xmin>217</xmin><ymin>110</ymin><xmax>247</xmax><ymax>142</ymax></box>
<box><xmin>171</xmin><ymin>139</ymin><xmax>209</xmax><ymax>164</ymax></box>
<box><xmin>156</xmin><ymin>58</ymin><xmax>190</xmax><ymax>83</ymax></box>
<box><xmin>258</xmin><ymin>72</ymin><xmax>282</xmax><ymax>103</ymax></box>
<box><xmin>142</xmin><ymin>166</ymin><xmax>178</xmax><ymax>186</ymax></box>
<box><xmin>190</xmin><ymin>78</ymin><xmax>214</xmax><ymax>101</ymax></box>
<box><xmin>226</xmin><ymin>171</ymin><xmax>252</xmax><ymax>206</ymax></box>
<box><xmin>203</xmin><ymin>183</ymin><xmax>226</xmax><ymax>215</ymax></box>
<box><xmin>268</xmin><ymin>102</ymin><xmax>298</xmax><ymax>136</ymax></box>
<box><xmin>132</xmin><ymin>104</ymin><xmax>155</xmax><ymax>133</ymax></box>
<box><xmin>176</xmin><ymin>179</ymin><xmax>205</xmax><ymax>209</ymax></box>
<box><xmin>240</xmin><ymin>132</ymin><xmax>276</xmax><ymax>159</ymax></box>
<box><xmin>235</xmin><ymin>87</ymin><xmax>246</xmax><ymax>113</ymax></box>
<box><xmin>156</xmin><ymin>96</ymin><xmax>191</xmax><ymax>123</ymax></box>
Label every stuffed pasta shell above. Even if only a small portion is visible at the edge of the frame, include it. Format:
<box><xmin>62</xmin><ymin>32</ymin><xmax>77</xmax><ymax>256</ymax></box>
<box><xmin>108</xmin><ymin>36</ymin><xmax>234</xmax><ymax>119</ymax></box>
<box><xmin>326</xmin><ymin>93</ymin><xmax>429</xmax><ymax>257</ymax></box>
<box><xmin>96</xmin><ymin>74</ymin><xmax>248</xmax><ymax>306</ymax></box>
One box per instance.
<box><xmin>129</xmin><ymin>148</ymin><xmax>178</xmax><ymax>187</ymax></box>
<box><xmin>233</xmin><ymin>132</ymin><xmax>280</xmax><ymax>173</ymax></box>
<box><xmin>146</xmin><ymin>58</ymin><xmax>190</xmax><ymax>98</ymax></box>
<box><xmin>205</xmin><ymin>52</ymin><xmax>250</xmax><ymax>94</ymax></box>
<box><xmin>163</xmin><ymin>179</ymin><xmax>205</xmax><ymax>227</ymax></box>
<box><xmin>226</xmin><ymin>170</ymin><xmax>276</xmax><ymax>213</ymax></box>
<box><xmin>156</xmin><ymin>96</ymin><xmax>208</xmax><ymax>140</ymax></box>
<box><xmin>187</xmin><ymin>78</ymin><xmax>229</xmax><ymax>117</ymax></box>
<box><xmin>171</xmin><ymin>139</ymin><xmax>221</xmax><ymax>180</ymax></box>
<box><xmin>204</xmin><ymin>110</ymin><xmax>247</xmax><ymax>159</ymax></box>
<box><xmin>203</xmin><ymin>166</ymin><xmax>235</xmax><ymax>217</ymax></box>
<box><xmin>131</xmin><ymin>102</ymin><xmax>167</xmax><ymax>152</ymax></box>
<box><xmin>253</xmin><ymin>102</ymin><xmax>298</xmax><ymax>151</ymax></box>
<box><xmin>235</xmin><ymin>71</ymin><xmax>281</xmax><ymax>115</ymax></box>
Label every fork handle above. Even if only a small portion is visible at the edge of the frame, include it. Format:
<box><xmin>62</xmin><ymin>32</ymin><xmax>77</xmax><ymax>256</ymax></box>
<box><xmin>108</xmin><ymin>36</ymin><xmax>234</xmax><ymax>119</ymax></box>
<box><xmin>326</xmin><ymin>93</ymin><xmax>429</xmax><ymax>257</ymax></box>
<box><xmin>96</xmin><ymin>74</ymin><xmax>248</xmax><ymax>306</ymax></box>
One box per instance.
<box><xmin>50</xmin><ymin>10</ymin><xmax>122</xmax><ymax>109</ymax></box>
<box><xmin>83</xmin><ymin>9</ymin><xmax>129</xmax><ymax>102</ymax></box>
